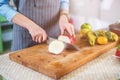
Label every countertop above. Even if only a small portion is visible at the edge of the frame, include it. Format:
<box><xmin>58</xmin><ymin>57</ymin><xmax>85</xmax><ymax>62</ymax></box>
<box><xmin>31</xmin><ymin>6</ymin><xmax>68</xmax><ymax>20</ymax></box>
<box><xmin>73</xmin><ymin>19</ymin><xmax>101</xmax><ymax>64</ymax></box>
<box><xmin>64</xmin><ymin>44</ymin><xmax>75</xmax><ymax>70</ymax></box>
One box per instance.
<box><xmin>0</xmin><ymin>48</ymin><xmax>120</xmax><ymax>80</ymax></box>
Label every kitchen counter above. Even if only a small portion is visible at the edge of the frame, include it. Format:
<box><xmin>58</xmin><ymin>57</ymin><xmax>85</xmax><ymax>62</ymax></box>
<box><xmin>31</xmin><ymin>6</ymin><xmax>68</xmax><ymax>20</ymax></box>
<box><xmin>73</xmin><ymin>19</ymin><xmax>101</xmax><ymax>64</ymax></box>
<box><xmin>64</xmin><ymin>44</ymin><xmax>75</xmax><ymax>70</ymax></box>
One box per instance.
<box><xmin>0</xmin><ymin>48</ymin><xmax>120</xmax><ymax>80</ymax></box>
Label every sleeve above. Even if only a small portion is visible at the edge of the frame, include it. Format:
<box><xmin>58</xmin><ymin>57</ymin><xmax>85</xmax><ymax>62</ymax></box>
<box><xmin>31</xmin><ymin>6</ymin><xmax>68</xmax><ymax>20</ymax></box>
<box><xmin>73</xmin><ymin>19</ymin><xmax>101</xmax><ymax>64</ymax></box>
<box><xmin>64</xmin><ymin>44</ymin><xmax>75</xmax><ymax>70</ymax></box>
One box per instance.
<box><xmin>0</xmin><ymin>0</ymin><xmax>18</xmax><ymax>22</ymax></box>
<box><xmin>60</xmin><ymin>0</ymin><xmax>69</xmax><ymax>11</ymax></box>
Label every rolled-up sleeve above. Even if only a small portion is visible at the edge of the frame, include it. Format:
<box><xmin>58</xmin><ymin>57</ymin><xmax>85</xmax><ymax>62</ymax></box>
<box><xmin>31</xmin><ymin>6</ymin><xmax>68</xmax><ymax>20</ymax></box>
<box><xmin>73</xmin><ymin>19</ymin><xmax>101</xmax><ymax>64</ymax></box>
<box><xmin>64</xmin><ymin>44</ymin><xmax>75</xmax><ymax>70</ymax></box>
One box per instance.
<box><xmin>0</xmin><ymin>0</ymin><xmax>18</xmax><ymax>22</ymax></box>
<box><xmin>60</xmin><ymin>0</ymin><xmax>69</xmax><ymax>11</ymax></box>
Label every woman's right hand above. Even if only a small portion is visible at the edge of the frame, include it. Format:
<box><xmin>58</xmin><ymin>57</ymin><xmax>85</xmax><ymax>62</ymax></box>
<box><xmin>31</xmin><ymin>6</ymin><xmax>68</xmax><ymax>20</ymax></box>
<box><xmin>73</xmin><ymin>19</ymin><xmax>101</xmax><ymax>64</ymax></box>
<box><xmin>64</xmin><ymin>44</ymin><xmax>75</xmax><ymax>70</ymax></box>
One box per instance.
<box><xmin>12</xmin><ymin>13</ymin><xmax>48</xmax><ymax>43</ymax></box>
<box><xmin>28</xmin><ymin>26</ymin><xmax>48</xmax><ymax>43</ymax></box>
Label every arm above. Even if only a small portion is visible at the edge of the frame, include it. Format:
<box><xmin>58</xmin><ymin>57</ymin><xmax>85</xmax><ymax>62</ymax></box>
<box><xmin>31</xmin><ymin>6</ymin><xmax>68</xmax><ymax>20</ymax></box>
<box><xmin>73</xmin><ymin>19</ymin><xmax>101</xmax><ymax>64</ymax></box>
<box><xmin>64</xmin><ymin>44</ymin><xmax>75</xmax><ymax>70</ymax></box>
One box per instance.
<box><xmin>60</xmin><ymin>0</ymin><xmax>69</xmax><ymax>19</ymax></box>
<box><xmin>59</xmin><ymin>0</ymin><xmax>75</xmax><ymax>37</ymax></box>
<box><xmin>12</xmin><ymin>13</ymin><xmax>47</xmax><ymax>43</ymax></box>
<box><xmin>0</xmin><ymin>0</ymin><xmax>47</xmax><ymax>43</ymax></box>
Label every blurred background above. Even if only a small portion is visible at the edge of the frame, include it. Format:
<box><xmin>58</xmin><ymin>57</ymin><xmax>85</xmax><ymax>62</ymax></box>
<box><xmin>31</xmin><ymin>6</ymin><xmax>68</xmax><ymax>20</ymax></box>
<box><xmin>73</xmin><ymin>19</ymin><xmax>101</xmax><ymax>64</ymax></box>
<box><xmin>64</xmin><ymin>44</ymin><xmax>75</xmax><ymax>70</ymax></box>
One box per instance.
<box><xmin>0</xmin><ymin>0</ymin><xmax>120</xmax><ymax>54</ymax></box>
<box><xmin>70</xmin><ymin>0</ymin><xmax>120</xmax><ymax>23</ymax></box>
<box><xmin>69</xmin><ymin>0</ymin><xmax>120</xmax><ymax>32</ymax></box>
<box><xmin>0</xmin><ymin>0</ymin><xmax>16</xmax><ymax>54</ymax></box>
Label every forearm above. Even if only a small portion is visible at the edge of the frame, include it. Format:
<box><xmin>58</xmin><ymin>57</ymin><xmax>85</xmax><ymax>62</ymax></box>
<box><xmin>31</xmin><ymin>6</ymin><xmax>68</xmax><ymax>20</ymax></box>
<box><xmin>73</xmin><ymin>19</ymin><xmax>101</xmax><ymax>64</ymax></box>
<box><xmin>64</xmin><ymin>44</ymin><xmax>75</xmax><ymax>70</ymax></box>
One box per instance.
<box><xmin>12</xmin><ymin>13</ymin><xmax>39</xmax><ymax>31</ymax></box>
<box><xmin>12</xmin><ymin>13</ymin><xmax>48</xmax><ymax>42</ymax></box>
<box><xmin>60</xmin><ymin>0</ymin><xmax>70</xmax><ymax>20</ymax></box>
<box><xmin>59</xmin><ymin>0</ymin><xmax>75</xmax><ymax>36</ymax></box>
<box><xmin>60</xmin><ymin>9</ymin><xmax>69</xmax><ymax>20</ymax></box>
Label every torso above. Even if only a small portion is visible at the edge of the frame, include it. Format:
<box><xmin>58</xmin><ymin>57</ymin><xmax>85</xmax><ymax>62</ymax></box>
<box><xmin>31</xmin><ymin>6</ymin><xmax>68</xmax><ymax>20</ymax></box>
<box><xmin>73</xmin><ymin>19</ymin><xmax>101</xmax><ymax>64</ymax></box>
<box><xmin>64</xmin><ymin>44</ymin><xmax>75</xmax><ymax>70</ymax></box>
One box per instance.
<box><xmin>12</xmin><ymin>0</ymin><xmax>61</xmax><ymax>51</ymax></box>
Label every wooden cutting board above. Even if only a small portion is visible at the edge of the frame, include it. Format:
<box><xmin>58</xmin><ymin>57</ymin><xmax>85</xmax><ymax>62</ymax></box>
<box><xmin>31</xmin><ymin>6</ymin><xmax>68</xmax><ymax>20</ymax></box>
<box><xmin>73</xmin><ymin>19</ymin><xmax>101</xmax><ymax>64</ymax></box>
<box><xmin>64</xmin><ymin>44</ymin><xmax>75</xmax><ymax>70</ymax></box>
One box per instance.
<box><xmin>9</xmin><ymin>35</ymin><xmax>119</xmax><ymax>79</ymax></box>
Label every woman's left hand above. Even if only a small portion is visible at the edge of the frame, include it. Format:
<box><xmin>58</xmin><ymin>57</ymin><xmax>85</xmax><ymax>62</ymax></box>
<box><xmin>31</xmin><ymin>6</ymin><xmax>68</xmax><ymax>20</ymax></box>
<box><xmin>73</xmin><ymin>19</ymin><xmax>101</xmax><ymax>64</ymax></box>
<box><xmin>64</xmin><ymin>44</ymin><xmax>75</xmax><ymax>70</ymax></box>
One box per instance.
<box><xmin>59</xmin><ymin>15</ymin><xmax>75</xmax><ymax>37</ymax></box>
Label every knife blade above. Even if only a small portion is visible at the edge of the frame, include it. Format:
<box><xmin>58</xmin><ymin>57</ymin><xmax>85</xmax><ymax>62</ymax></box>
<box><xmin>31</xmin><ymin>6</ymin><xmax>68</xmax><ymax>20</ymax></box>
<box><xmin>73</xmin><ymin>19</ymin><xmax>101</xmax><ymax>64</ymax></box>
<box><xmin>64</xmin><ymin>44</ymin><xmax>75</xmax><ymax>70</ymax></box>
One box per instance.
<box><xmin>47</xmin><ymin>37</ymin><xmax>80</xmax><ymax>51</ymax></box>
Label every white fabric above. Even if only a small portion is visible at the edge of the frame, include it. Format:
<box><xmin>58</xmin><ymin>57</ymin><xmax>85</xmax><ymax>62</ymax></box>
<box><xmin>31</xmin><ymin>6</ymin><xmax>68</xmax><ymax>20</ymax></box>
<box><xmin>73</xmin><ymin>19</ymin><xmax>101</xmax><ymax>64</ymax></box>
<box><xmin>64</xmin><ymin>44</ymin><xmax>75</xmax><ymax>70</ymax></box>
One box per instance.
<box><xmin>0</xmin><ymin>48</ymin><xmax>120</xmax><ymax>80</ymax></box>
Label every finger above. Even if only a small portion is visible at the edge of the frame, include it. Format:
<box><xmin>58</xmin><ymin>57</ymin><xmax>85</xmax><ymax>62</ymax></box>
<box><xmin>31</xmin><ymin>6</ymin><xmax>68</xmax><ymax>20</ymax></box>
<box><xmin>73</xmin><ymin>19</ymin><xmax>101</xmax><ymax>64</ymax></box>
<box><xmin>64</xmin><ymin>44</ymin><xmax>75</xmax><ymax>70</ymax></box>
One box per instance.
<box><xmin>60</xmin><ymin>28</ymin><xmax>65</xmax><ymax>35</ymax></box>
<box><xmin>42</xmin><ymin>33</ymin><xmax>47</xmax><ymax>42</ymax></box>
<box><xmin>66</xmin><ymin>23</ymin><xmax>75</xmax><ymax>37</ymax></box>
<box><xmin>32</xmin><ymin>35</ymin><xmax>36</xmax><ymax>42</ymax></box>
<box><xmin>70</xmin><ymin>24</ymin><xmax>75</xmax><ymax>37</ymax></box>
<box><xmin>38</xmin><ymin>36</ymin><xmax>42</xmax><ymax>43</ymax></box>
<box><xmin>35</xmin><ymin>36</ymin><xmax>39</xmax><ymax>43</ymax></box>
<box><xmin>65</xmin><ymin>24</ymin><xmax>73</xmax><ymax>36</ymax></box>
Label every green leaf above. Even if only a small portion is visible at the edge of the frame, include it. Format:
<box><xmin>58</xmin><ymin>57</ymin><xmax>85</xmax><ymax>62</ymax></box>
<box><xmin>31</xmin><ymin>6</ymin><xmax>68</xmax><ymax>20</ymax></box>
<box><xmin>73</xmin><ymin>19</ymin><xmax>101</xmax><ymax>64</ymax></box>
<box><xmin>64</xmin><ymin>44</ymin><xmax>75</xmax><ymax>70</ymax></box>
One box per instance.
<box><xmin>117</xmin><ymin>45</ymin><xmax>120</xmax><ymax>50</ymax></box>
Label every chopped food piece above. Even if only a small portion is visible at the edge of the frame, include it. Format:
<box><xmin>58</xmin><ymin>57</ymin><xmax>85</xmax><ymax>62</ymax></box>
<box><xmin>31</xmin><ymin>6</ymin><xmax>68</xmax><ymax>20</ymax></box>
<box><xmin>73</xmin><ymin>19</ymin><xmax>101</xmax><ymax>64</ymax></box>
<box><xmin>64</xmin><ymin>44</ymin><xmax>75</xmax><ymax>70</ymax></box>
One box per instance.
<box><xmin>58</xmin><ymin>35</ymin><xmax>75</xmax><ymax>44</ymax></box>
<box><xmin>58</xmin><ymin>35</ymin><xmax>71</xmax><ymax>43</ymax></box>
<box><xmin>48</xmin><ymin>40</ymin><xmax>65</xmax><ymax>54</ymax></box>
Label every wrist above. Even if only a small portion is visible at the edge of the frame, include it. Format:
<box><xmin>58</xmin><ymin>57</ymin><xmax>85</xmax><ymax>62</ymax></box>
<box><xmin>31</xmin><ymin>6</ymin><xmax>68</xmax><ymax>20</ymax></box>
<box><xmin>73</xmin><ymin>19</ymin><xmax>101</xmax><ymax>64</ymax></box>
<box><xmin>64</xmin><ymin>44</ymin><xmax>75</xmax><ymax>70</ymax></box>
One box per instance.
<box><xmin>60</xmin><ymin>10</ymin><xmax>70</xmax><ymax>20</ymax></box>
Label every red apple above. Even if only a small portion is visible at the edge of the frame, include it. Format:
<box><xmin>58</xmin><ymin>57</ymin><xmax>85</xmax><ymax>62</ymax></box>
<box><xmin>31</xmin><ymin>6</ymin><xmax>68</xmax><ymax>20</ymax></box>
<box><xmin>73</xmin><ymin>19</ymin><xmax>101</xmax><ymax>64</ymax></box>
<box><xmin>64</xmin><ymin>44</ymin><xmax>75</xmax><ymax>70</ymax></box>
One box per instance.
<box><xmin>58</xmin><ymin>34</ymin><xmax>75</xmax><ymax>44</ymax></box>
<box><xmin>115</xmin><ymin>45</ymin><xmax>120</xmax><ymax>58</ymax></box>
<box><xmin>67</xmin><ymin>34</ymin><xmax>75</xmax><ymax>44</ymax></box>
<box><xmin>115</xmin><ymin>50</ymin><xmax>120</xmax><ymax>57</ymax></box>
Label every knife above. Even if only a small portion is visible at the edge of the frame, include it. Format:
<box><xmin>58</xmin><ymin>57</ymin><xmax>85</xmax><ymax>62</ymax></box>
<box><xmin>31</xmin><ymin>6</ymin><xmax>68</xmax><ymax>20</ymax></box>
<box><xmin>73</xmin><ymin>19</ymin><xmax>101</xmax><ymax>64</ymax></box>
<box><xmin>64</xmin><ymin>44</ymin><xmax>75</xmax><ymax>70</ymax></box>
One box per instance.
<box><xmin>47</xmin><ymin>37</ymin><xmax>80</xmax><ymax>51</ymax></box>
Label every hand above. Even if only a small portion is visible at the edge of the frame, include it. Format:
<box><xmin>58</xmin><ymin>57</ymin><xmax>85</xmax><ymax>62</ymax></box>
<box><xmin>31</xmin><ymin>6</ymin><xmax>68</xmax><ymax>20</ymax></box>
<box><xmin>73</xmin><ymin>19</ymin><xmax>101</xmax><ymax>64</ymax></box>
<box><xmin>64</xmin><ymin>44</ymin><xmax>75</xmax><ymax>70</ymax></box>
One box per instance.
<box><xmin>59</xmin><ymin>15</ymin><xmax>75</xmax><ymax>37</ymax></box>
<box><xmin>12</xmin><ymin>13</ymin><xmax>48</xmax><ymax>43</ymax></box>
<box><xmin>28</xmin><ymin>25</ymin><xmax>47</xmax><ymax>43</ymax></box>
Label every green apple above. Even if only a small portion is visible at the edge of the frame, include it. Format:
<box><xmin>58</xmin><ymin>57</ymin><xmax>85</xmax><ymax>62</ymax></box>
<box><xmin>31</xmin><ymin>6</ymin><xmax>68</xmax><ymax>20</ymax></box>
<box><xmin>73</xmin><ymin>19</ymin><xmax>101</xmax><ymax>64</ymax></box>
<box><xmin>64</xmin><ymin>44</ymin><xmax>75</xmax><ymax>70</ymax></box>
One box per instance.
<box><xmin>81</xmin><ymin>23</ymin><xmax>92</xmax><ymax>31</ymax></box>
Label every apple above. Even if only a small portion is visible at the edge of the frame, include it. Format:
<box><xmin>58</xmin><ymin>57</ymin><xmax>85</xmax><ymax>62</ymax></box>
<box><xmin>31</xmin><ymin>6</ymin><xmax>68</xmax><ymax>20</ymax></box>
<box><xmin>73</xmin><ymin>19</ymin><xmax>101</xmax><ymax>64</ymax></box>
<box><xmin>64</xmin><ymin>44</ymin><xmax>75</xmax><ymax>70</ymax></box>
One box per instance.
<box><xmin>81</xmin><ymin>23</ymin><xmax>92</xmax><ymax>31</ymax></box>
<box><xmin>67</xmin><ymin>34</ymin><xmax>75</xmax><ymax>44</ymax></box>
<box><xmin>115</xmin><ymin>45</ymin><xmax>120</xmax><ymax>58</ymax></box>
<box><xmin>58</xmin><ymin>35</ymin><xmax>70</xmax><ymax>43</ymax></box>
<box><xmin>58</xmin><ymin>34</ymin><xmax>75</xmax><ymax>44</ymax></box>
<box><xmin>115</xmin><ymin>50</ymin><xmax>120</xmax><ymax>57</ymax></box>
<box><xmin>48</xmin><ymin>40</ymin><xmax>65</xmax><ymax>54</ymax></box>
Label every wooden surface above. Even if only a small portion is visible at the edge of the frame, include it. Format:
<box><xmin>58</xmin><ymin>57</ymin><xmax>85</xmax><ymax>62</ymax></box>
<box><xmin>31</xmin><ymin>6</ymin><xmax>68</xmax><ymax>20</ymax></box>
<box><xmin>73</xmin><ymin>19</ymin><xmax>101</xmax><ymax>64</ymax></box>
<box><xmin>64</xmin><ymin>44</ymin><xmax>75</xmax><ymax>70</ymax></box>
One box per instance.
<box><xmin>9</xmin><ymin>35</ymin><xmax>119</xmax><ymax>79</ymax></box>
